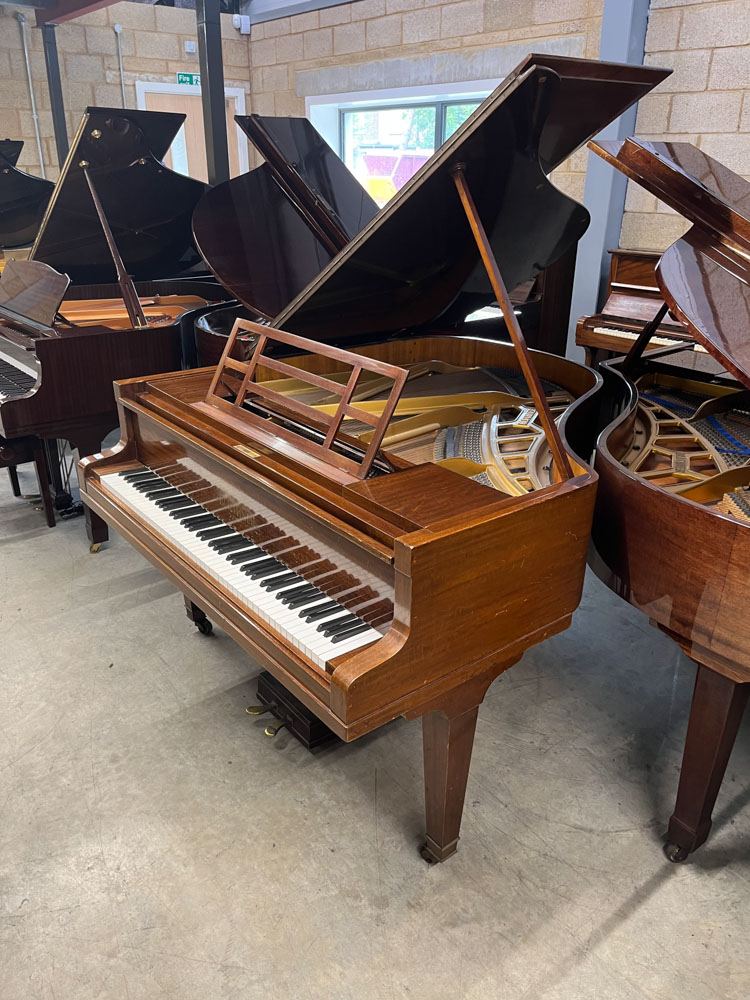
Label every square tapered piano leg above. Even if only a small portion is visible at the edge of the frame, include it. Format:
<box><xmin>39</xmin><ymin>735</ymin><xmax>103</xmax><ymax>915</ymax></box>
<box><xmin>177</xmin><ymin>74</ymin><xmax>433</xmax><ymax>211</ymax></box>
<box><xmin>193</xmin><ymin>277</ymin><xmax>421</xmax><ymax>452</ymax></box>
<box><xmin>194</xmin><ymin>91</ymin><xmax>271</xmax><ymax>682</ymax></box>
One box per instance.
<box><xmin>421</xmin><ymin>704</ymin><xmax>480</xmax><ymax>863</ymax></box>
<box><xmin>666</xmin><ymin>664</ymin><xmax>750</xmax><ymax>861</ymax></box>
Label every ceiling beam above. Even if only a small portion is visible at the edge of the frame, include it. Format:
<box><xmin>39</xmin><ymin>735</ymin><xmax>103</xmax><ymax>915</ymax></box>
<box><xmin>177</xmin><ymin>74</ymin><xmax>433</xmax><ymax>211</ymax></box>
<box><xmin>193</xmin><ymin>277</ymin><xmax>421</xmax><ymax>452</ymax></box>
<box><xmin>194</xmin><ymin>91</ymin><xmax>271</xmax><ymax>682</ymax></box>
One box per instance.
<box><xmin>0</xmin><ymin>0</ymin><xmax>56</xmax><ymax>9</ymax></box>
<box><xmin>35</xmin><ymin>0</ymin><xmax>115</xmax><ymax>26</ymax></box>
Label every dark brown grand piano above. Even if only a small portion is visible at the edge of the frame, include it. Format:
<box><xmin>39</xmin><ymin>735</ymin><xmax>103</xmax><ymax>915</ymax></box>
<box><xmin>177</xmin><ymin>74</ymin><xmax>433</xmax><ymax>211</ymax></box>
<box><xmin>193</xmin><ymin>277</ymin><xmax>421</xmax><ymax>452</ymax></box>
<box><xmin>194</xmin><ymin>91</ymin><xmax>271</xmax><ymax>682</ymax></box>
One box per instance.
<box><xmin>78</xmin><ymin>55</ymin><xmax>666</xmax><ymax>861</ymax></box>
<box><xmin>0</xmin><ymin>139</ymin><xmax>54</xmax><ymax>252</ymax></box>
<box><xmin>0</xmin><ymin>109</ymin><xmax>230</xmax><ymax>530</ymax></box>
<box><xmin>575</xmin><ymin>248</ymin><xmax>697</xmax><ymax>364</ymax></box>
<box><xmin>587</xmin><ymin>137</ymin><xmax>750</xmax><ymax>862</ymax></box>
<box><xmin>193</xmin><ymin>108</ymin><xmax>579</xmax><ymax>364</ymax></box>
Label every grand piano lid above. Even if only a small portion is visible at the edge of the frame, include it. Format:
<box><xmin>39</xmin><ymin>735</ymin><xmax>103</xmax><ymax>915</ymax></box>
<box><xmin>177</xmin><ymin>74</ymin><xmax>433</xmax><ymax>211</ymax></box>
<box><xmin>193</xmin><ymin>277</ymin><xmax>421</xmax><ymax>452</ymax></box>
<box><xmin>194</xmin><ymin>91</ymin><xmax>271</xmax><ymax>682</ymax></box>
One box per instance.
<box><xmin>276</xmin><ymin>55</ymin><xmax>669</xmax><ymax>341</ymax></box>
<box><xmin>590</xmin><ymin>138</ymin><xmax>750</xmax><ymax>389</ymax></box>
<box><xmin>0</xmin><ymin>141</ymin><xmax>24</xmax><ymax>169</ymax></box>
<box><xmin>30</xmin><ymin>108</ymin><xmax>207</xmax><ymax>284</ymax></box>
<box><xmin>192</xmin><ymin>114</ymin><xmax>379</xmax><ymax>319</ymax></box>
<box><xmin>0</xmin><ymin>140</ymin><xmax>55</xmax><ymax>250</ymax></box>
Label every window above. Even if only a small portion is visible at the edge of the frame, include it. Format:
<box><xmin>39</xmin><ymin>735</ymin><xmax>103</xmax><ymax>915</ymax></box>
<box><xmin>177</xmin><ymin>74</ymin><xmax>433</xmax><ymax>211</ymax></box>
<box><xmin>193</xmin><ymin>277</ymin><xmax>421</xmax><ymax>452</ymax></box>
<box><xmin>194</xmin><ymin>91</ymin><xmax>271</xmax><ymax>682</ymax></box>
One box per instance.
<box><xmin>341</xmin><ymin>99</ymin><xmax>481</xmax><ymax>206</ymax></box>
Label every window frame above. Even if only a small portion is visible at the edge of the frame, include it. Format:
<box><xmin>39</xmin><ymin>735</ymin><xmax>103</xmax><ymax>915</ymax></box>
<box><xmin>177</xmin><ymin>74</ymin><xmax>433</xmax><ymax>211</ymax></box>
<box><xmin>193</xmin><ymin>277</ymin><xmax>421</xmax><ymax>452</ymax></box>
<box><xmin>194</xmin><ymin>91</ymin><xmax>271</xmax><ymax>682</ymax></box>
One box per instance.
<box><xmin>338</xmin><ymin>98</ymin><xmax>483</xmax><ymax>166</ymax></box>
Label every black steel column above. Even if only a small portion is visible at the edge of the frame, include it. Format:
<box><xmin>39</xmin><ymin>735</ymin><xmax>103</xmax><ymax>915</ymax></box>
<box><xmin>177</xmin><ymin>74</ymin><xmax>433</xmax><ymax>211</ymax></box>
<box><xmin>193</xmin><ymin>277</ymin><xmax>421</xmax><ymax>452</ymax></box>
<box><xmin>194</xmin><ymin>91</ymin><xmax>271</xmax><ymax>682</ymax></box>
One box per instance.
<box><xmin>41</xmin><ymin>23</ymin><xmax>69</xmax><ymax>169</ymax></box>
<box><xmin>195</xmin><ymin>0</ymin><xmax>230</xmax><ymax>186</ymax></box>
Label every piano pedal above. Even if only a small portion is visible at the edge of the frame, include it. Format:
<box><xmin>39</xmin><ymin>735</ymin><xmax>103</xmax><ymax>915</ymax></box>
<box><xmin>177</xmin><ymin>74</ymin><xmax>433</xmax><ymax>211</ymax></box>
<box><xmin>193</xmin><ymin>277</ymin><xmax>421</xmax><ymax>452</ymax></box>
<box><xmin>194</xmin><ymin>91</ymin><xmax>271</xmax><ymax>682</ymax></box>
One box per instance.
<box><xmin>264</xmin><ymin>720</ymin><xmax>286</xmax><ymax>738</ymax></box>
<box><xmin>254</xmin><ymin>671</ymin><xmax>339</xmax><ymax>751</ymax></box>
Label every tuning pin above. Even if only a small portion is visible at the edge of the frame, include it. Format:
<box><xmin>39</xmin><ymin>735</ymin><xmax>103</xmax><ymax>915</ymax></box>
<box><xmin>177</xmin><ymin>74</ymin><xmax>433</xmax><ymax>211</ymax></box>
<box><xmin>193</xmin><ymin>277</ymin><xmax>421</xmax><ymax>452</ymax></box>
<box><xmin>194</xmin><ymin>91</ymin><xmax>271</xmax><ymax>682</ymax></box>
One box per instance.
<box><xmin>265</xmin><ymin>720</ymin><xmax>286</xmax><ymax>738</ymax></box>
<box><xmin>245</xmin><ymin>704</ymin><xmax>274</xmax><ymax>716</ymax></box>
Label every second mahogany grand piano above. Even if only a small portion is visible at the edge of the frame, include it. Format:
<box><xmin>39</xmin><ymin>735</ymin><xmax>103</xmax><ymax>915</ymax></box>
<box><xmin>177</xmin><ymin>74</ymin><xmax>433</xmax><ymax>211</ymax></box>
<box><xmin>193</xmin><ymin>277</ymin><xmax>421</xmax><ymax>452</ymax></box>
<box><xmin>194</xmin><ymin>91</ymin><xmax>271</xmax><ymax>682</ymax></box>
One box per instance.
<box><xmin>78</xmin><ymin>56</ymin><xmax>666</xmax><ymax>861</ymax></box>
<box><xmin>0</xmin><ymin>109</ymin><xmax>230</xmax><ymax>529</ymax></box>
<box><xmin>575</xmin><ymin>248</ymin><xmax>697</xmax><ymax>364</ymax></box>
<box><xmin>587</xmin><ymin>137</ymin><xmax>750</xmax><ymax>862</ymax></box>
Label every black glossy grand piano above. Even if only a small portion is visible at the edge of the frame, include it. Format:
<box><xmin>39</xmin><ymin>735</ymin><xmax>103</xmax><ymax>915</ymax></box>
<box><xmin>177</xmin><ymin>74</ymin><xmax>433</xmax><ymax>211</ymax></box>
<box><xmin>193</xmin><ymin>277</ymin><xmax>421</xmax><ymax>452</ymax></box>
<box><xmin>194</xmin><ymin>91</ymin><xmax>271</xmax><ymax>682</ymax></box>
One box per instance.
<box><xmin>0</xmin><ymin>109</ymin><xmax>231</xmax><ymax>529</ymax></box>
<box><xmin>0</xmin><ymin>139</ymin><xmax>54</xmax><ymax>251</ymax></box>
<box><xmin>192</xmin><ymin>103</ymin><xmax>582</xmax><ymax>363</ymax></box>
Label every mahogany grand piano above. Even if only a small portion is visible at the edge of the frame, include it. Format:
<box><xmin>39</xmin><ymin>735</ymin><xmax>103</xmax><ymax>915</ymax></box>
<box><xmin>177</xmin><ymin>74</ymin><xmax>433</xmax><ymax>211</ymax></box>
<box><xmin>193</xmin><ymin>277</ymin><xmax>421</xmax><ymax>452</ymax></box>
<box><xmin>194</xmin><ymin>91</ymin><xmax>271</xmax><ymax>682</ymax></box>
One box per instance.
<box><xmin>587</xmin><ymin>137</ymin><xmax>750</xmax><ymax>861</ymax></box>
<box><xmin>0</xmin><ymin>109</ymin><xmax>230</xmax><ymax>529</ymax></box>
<box><xmin>78</xmin><ymin>55</ymin><xmax>666</xmax><ymax>861</ymax></box>
<box><xmin>575</xmin><ymin>248</ymin><xmax>697</xmax><ymax>364</ymax></box>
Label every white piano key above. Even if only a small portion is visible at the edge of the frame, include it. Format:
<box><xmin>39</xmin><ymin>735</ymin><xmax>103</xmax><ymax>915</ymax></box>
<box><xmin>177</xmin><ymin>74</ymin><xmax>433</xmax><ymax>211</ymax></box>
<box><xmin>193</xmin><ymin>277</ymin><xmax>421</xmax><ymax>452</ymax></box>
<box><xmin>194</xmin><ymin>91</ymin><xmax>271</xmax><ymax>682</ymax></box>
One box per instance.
<box><xmin>103</xmin><ymin>468</ymin><xmax>384</xmax><ymax>671</ymax></box>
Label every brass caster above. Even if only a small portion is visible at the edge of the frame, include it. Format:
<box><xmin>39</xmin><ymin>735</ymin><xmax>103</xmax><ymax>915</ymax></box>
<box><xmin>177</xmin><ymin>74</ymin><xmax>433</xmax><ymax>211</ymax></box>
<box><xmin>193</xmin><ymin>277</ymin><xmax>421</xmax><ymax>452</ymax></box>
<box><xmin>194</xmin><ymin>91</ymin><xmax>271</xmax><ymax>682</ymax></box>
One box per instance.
<box><xmin>246</xmin><ymin>704</ymin><xmax>273</xmax><ymax>716</ymax></box>
<box><xmin>264</xmin><ymin>720</ymin><xmax>286</xmax><ymax>738</ymax></box>
<box><xmin>89</xmin><ymin>542</ymin><xmax>102</xmax><ymax>554</ymax></box>
<box><xmin>665</xmin><ymin>842</ymin><xmax>690</xmax><ymax>863</ymax></box>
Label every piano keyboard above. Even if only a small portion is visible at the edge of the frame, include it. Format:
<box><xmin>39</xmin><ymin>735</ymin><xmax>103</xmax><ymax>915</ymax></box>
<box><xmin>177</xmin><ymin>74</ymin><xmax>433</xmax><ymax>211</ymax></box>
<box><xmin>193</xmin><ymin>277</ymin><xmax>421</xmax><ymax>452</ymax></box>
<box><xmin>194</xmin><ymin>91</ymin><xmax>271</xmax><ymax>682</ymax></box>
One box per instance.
<box><xmin>0</xmin><ymin>358</ymin><xmax>37</xmax><ymax>401</ymax></box>
<box><xmin>102</xmin><ymin>463</ymin><xmax>390</xmax><ymax>670</ymax></box>
<box><xmin>591</xmin><ymin>327</ymin><xmax>707</xmax><ymax>352</ymax></box>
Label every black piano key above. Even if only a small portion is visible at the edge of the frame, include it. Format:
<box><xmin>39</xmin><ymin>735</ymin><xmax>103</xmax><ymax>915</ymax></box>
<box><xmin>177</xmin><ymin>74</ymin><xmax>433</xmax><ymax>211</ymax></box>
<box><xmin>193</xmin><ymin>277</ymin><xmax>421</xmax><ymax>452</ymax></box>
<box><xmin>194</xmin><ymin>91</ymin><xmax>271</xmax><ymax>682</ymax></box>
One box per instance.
<box><xmin>318</xmin><ymin>614</ymin><xmax>361</xmax><ymax>636</ymax></box>
<box><xmin>210</xmin><ymin>535</ymin><xmax>247</xmax><ymax>552</ymax></box>
<box><xmin>227</xmin><ymin>547</ymin><xmax>264</xmax><ymax>564</ymax></box>
<box><xmin>286</xmin><ymin>589</ymin><xmax>326</xmax><ymax>609</ymax></box>
<box><xmin>181</xmin><ymin>513</ymin><xmax>216</xmax><ymax>528</ymax></box>
<box><xmin>120</xmin><ymin>468</ymin><xmax>150</xmax><ymax>479</ymax></box>
<box><xmin>186</xmin><ymin>516</ymin><xmax>221</xmax><ymax>532</ymax></box>
<box><xmin>244</xmin><ymin>560</ymin><xmax>284</xmax><ymax>579</ymax></box>
<box><xmin>146</xmin><ymin>487</ymin><xmax>181</xmax><ymax>500</ymax></box>
<box><xmin>197</xmin><ymin>525</ymin><xmax>235</xmax><ymax>541</ymax></box>
<box><xmin>279</xmin><ymin>584</ymin><xmax>318</xmax><ymax>604</ymax></box>
<box><xmin>331</xmin><ymin>623</ymin><xmax>372</xmax><ymax>644</ymax></box>
<box><xmin>169</xmin><ymin>504</ymin><xmax>204</xmax><ymax>519</ymax></box>
<box><xmin>301</xmin><ymin>601</ymin><xmax>342</xmax><ymax>621</ymax></box>
<box><xmin>261</xmin><ymin>572</ymin><xmax>300</xmax><ymax>592</ymax></box>
<box><xmin>133</xmin><ymin>478</ymin><xmax>165</xmax><ymax>491</ymax></box>
<box><xmin>157</xmin><ymin>496</ymin><xmax>193</xmax><ymax>510</ymax></box>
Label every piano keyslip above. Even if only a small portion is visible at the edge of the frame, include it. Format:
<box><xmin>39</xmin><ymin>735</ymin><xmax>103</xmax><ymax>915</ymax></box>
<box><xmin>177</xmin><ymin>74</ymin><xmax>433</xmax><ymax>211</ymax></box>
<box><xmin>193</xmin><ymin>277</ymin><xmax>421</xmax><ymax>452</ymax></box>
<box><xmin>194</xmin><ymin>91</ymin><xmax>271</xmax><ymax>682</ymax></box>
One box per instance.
<box><xmin>101</xmin><ymin>462</ymin><xmax>389</xmax><ymax>670</ymax></box>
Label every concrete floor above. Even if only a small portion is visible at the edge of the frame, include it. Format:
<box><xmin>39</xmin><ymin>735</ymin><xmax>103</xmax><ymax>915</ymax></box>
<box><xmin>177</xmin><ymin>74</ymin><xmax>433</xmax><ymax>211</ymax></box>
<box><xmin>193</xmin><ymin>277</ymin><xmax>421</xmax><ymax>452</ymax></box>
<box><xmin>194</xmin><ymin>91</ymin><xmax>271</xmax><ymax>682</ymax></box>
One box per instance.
<box><xmin>1</xmin><ymin>466</ymin><xmax>749</xmax><ymax>1000</ymax></box>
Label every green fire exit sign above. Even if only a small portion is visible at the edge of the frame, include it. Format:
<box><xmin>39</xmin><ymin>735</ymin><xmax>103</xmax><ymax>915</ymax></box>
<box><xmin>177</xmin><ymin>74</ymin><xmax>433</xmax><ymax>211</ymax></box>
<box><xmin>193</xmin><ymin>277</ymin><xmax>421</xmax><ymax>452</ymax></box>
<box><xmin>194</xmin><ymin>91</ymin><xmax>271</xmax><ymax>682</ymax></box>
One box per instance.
<box><xmin>177</xmin><ymin>72</ymin><xmax>201</xmax><ymax>86</ymax></box>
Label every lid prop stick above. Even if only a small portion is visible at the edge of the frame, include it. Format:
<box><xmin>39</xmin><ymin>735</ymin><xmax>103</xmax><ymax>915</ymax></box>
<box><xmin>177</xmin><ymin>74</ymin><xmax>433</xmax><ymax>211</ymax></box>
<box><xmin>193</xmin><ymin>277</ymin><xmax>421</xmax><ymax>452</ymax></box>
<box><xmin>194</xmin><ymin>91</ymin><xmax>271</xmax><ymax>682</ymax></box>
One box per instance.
<box><xmin>451</xmin><ymin>163</ymin><xmax>574</xmax><ymax>481</ymax></box>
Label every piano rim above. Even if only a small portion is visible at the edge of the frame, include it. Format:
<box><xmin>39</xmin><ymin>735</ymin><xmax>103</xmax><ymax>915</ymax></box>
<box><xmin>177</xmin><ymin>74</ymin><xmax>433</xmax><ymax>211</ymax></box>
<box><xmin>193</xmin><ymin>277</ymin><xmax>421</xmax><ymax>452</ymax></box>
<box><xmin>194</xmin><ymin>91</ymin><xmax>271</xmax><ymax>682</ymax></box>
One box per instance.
<box><xmin>594</xmin><ymin>358</ymin><xmax>750</xmax><ymax>530</ymax></box>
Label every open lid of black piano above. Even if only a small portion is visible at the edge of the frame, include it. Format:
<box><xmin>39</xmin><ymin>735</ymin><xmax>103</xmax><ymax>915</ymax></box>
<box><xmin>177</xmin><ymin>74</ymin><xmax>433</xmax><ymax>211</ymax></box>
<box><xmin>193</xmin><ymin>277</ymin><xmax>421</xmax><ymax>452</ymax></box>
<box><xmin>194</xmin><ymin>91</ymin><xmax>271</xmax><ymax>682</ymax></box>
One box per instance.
<box><xmin>191</xmin><ymin>55</ymin><xmax>669</xmax><ymax>485</ymax></box>
<box><xmin>193</xmin><ymin>55</ymin><xmax>668</xmax><ymax>330</ymax></box>
<box><xmin>273</xmin><ymin>54</ymin><xmax>669</xmax><ymax>340</ymax></box>
<box><xmin>590</xmin><ymin>138</ymin><xmax>750</xmax><ymax>390</ymax></box>
<box><xmin>30</xmin><ymin>108</ymin><xmax>207</xmax><ymax>284</ymax></box>
<box><xmin>193</xmin><ymin>113</ymin><xmax>380</xmax><ymax>319</ymax></box>
<box><xmin>0</xmin><ymin>139</ymin><xmax>55</xmax><ymax>250</ymax></box>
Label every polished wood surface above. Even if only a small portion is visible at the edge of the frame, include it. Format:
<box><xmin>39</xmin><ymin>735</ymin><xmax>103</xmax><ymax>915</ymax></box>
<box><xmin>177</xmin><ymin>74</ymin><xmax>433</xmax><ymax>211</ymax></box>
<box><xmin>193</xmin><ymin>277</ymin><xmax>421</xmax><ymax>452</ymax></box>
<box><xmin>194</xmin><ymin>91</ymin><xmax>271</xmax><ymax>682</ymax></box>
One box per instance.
<box><xmin>590</xmin><ymin>139</ymin><xmax>750</xmax><ymax>385</ymax></box>
<box><xmin>79</xmin><ymin>332</ymin><xmax>598</xmax><ymax>860</ymax></box>
<box><xmin>76</xmin><ymin>57</ymin><xmax>672</xmax><ymax>860</ymax></box>
<box><xmin>575</xmin><ymin>249</ymin><xmax>693</xmax><ymax>362</ymax></box>
<box><xmin>588</xmin><ymin>138</ymin><xmax>750</xmax><ymax>862</ymax></box>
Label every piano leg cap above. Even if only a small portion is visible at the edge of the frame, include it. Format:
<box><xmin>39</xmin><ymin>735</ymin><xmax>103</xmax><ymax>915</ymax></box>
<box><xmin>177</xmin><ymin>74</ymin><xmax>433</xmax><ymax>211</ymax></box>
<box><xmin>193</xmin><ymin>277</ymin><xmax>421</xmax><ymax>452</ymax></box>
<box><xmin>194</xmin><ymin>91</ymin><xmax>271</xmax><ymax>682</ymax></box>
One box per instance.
<box><xmin>89</xmin><ymin>543</ymin><xmax>102</xmax><ymax>554</ymax></box>
<box><xmin>196</xmin><ymin>618</ymin><xmax>213</xmax><ymax>636</ymax></box>
<box><xmin>665</xmin><ymin>842</ymin><xmax>690</xmax><ymax>863</ymax></box>
<box><xmin>420</xmin><ymin>837</ymin><xmax>458</xmax><ymax>864</ymax></box>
